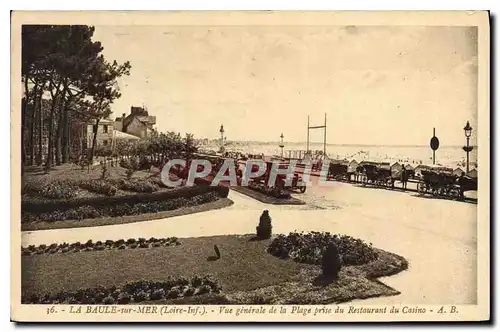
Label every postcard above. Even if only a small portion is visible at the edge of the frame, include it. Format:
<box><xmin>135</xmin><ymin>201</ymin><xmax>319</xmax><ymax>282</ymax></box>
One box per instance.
<box><xmin>11</xmin><ymin>10</ymin><xmax>490</xmax><ymax>322</ymax></box>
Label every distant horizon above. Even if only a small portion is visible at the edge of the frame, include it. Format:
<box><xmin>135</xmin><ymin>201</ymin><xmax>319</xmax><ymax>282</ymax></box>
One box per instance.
<box><xmin>200</xmin><ymin>139</ymin><xmax>476</xmax><ymax>149</ymax></box>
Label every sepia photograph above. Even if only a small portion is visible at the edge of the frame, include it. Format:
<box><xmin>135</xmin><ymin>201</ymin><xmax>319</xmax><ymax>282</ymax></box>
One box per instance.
<box><xmin>10</xmin><ymin>11</ymin><xmax>490</xmax><ymax>322</ymax></box>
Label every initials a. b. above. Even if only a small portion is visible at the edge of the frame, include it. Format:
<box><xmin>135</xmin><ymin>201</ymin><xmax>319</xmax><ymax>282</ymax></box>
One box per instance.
<box><xmin>437</xmin><ymin>306</ymin><xmax>458</xmax><ymax>314</ymax></box>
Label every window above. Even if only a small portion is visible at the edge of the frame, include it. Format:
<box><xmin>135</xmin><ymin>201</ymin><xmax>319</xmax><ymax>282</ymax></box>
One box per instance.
<box><xmin>103</xmin><ymin>125</ymin><xmax>109</xmax><ymax>133</ymax></box>
<box><xmin>103</xmin><ymin>140</ymin><xmax>108</xmax><ymax>146</ymax></box>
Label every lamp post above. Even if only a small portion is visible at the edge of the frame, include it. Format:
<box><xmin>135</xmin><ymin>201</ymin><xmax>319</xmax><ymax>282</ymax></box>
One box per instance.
<box><xmin>279</xmin><ymin>133</ymin><xmax>284</xmax><ymax>158</ymax></box>
<box><xmin>462</xmin><ymin>121</ymin><xmax>473</xmax><ymax>174</ymax></box>
<box><xmin>219</xmin><ymin>125</ymin><xmax>225</xmax><ymax>147</ymax></box>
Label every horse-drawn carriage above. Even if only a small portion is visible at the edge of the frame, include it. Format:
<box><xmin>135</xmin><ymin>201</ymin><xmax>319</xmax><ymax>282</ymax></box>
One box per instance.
<box><xmin>356</xmin><ymin>162</ymin><xmax>396</xmax><ymax>188</ymax></box>
<box><xmin>416</xmin><ymin>165</ymin><xmax>477</xmax><ymax>199</ymax></box>
<box><xmin>327</xmin><ymin>160</ymin><xmax>352</xmax><ymax>182</ymax></box>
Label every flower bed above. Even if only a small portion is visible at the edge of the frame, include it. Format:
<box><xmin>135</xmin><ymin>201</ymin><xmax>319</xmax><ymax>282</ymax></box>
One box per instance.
<box><xmin>110</xmin><ymin>178</ymin><xmax>160</xmax><ymax>193</ymax></box>
<box><xmin>268</xmin><ymin>231</ymin><xmax>378</xmax><ymax>266</ymax></box>
<box><xmin>21</xmin><ymin>237</ymin><xmax>182</xmax><ymax>256</ymax></box>
<box><xmin>21</xmin><ymin>183</ymin><xmax>229</xmax><ymax>214</ymax></box>
<box><xmin>79</xmin><ymin>180</ymin><xmax>117</xmax><ymax>196</ymax></box>
<box><xmin>22</xmin><ymin>192</ymin><xmax>221</xmax><ymax>223</ymax></box>
<box><xmin>22</xmin><ymin>276</ymin><xmax>221</xmax><ymax>304</ymax></box>
<box><xmin>22</xmin><ymin>179</ymin><xmax>78</xmax><ymax>200</ymax></box>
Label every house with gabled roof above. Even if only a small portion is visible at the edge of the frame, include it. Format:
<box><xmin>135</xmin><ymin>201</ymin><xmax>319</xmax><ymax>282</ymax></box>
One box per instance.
<box><xmin>115</xmin><ymin>106</ymin><xmax>156</xmax><ymax>139</ymax></box>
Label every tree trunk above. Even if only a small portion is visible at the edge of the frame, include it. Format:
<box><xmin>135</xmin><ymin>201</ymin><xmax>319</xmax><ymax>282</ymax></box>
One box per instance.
<box><xmin>22</xmin><ymin>77</ymin><xmax>30</xmax><ymax>170</ymax></box>
<box><xmin>55</xmin><ymin>90</ymin><xmax>67</xmax><ymax>165</ymax></box>
<box><xmin>21</xmin><ymin>97</ymin><xmax>26</xmax><ymax>169</ymax></box>
<box><xmin>90</xmin><ymin>118</ymin><xmax>100</xmax><ymax>163</ymax></box>
<box><xmin>29</xmin><ymin>84</ymin><xmax>39</xmax><ymax>166</ymax></box>
<box><xmin>45</xmin><ymin>96</ymin><xmax>58</xmax><ymax>169</ymax></box>
<box><xmin>36</xmin><ymin>88</ymin><xmax>43</xmax><ymax>165</ymax></box>
<box><xmin>62</xmin><ymin>107</ymin><xmax>70</xmax><ymax>163</ymax></box>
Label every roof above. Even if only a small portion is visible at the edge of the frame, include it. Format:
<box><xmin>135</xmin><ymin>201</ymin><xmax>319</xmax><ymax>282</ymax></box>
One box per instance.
<box><xmin>113</xmin><ymin>130</ymin><xmax>140</xmax><ymax>140</ymax></box>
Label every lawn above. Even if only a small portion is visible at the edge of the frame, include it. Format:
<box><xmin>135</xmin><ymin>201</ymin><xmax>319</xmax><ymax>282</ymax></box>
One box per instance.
<box><xmin>22</xmin><ymin>234</ymin><xmax>408</xmax><ymax>304</ymax></box>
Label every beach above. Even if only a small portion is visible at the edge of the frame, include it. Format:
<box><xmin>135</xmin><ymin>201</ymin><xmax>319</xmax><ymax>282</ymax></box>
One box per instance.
<box><xmin>201</xmin><ymin>142</ymin><xmax>478</xmax><ymax>170</ymax></box>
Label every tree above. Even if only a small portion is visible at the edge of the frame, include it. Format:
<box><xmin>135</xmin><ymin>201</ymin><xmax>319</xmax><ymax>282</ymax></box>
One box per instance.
<box><xmin>21</xmin><ymin>25</ymin><xmax>131</xmax><ymax>169</ymax></box>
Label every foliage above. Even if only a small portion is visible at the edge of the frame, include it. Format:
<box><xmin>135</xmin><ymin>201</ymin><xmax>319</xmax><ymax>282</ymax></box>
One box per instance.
<box><xmin>268</xmin><ymin>231</ymin><xmax>378</xmax><ymax>266</ymax></box>
<box><xmin>22</xmin><ymin>179</ymin><xmax>78</xmax><ymax>200</ymax></box>
<box><xmin>21</xmin><ymin>192</ymin><xmax>221</xmax><ymax>223</ymax></box>
<box><xmin>79</xmin><ymin>180</ymin><xmax>117</xmax><ymax>196</ymax></box>
<box><xmin>22</xmin><ymin>276</ymin><xmax>221</xmax><ymax>304</ymax></box>
<box><xmin>111</xmin><ymin>178</ymin><xmax>160</xmax><ymax>193</ymax></box>
<box><xmin>22</xmin><ymin>25</ymin><xmax>131</xmax><ymax>167</ymax></box>
<box><xmin>322</xmin><ymin>242</ymin><xmax>342</xmax><ymax>278</ymax></box>
<box><xmin>256</xmin><ymin>210</ymin><xmax>272</xmax><ymax>239</ymax></box>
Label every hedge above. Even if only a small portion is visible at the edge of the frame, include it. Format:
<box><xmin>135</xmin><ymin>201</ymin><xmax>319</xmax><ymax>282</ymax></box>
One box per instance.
<box><xmin>22</xmin><ymin>276</ymin><xmax>221</xmax><ymax>304</ymax></box>
<box><xmin>22</xmin><ymin>183</ymin><xmax>229</xmax><ymax>213</ymax></box>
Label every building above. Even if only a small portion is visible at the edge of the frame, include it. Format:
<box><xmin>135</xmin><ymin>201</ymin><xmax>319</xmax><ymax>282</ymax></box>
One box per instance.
<box><xmin>86</xmin><ymin>118</ymin><xmax>115</xmax><ymax>149</ymax></box>
<box><xmin>115</xmin><ymin>106</ymin><xmax>157</xmax><ymax>139</ymax></box>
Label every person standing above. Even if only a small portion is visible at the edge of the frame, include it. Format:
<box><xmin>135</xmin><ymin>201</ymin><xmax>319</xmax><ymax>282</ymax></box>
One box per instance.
<box><xmin>400</xmin><ymin>165</ymin><xmax>408</xmax><ymax>189</ymax></box>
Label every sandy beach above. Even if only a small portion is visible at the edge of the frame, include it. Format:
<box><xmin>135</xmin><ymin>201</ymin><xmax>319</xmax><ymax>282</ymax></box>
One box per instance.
<box><xmin>21</xmin><ymin>179</ymin><xmax>477</xmax><ymax>305</ymax></box>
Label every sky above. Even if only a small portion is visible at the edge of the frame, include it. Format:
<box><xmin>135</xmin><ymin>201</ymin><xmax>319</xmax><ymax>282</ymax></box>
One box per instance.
<box><xmin>92</xmin><ymin>25</ymin><xmax>478</xmax><ymax>146</ymax></box>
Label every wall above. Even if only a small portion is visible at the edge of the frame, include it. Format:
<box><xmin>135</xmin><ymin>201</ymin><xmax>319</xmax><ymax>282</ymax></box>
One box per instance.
<box><xmin>125</xmin><ymin>117</ymin><xmax>147</xmax><ymax>138</ymax></box>
<box><xmin>86</xmin><ymin>122</ymin><xmax>115</xmax><ymax>148</ymax></box>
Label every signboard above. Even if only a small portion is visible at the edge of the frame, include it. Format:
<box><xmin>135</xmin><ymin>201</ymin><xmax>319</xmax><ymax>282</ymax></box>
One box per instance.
<box><xmin>430</xmin><ymin>136</ymin><xmax>439</xmax><ymax>151</ymax></box>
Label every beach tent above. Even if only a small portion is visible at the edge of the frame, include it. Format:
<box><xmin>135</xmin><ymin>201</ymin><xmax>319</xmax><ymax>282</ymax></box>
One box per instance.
<box><xmin>390</xmin><ymin>162</ymin><xmax>403</xmax><ymax>177</ymax></box>
<box><xmin>391</xmin><ymin>162</ymin><xmax>402</xmax><ymax>172</ymax></box>
<box><xmin>405</xmin><ymin>164</ymin><xmax>414</xmax><ymax>171</ymax></box>
<box><xmin>348</xmin><ymin>159</ymin><xmax>359</xmax><ymax>173</ymax></box>
<box><xmin>453</xmin><ymin>167</ymin><xmax>465</xmax><ymax>176</ymax></box>
<box><xmin>467</xmin><ymin>169</ymin><xmax>478</xmax><ymax>178</ymax></box>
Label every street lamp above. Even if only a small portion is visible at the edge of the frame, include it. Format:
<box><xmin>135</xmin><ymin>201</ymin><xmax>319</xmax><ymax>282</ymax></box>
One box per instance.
<box><xmin>279</xmin><ymin>133</ymin><xmax>284</xmax><ymax>158</ymax></box>
<box><xmin>219</xmin><ymin>125</ymin><xmax>225</xmax><ymax>147</ymax></box>
<box><xmin>462</xmin><ymin>121</ymin><xmax>473</xmax><ymax>174</ymax></box>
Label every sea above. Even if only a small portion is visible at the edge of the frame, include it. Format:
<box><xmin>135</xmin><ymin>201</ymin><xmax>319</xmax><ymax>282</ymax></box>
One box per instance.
<box><xmin>199</xmin><ymin>142</ymin><xmax>478</xmax><ymax>170</ymax></box>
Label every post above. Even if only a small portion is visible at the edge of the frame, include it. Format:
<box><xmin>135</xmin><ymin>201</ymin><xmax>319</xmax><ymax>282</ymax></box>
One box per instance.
<box><xmin>323</xmin><ymin>113</ymin><xmax>327</xmax><ymax>158</ymax></box>
<box><xmin>306</xmin><ymin>115</ymin><xmax>310</xmax><ymax>154</ymax></box>
<box><xmin>466</xmin><ymin>136</ymin><xmax>470</xmax><ymax>173</ymax></box>
<box><xmin>432</xmin><ymin>128</ymin><xmax>436</xmax><ymax>165</ymax></box>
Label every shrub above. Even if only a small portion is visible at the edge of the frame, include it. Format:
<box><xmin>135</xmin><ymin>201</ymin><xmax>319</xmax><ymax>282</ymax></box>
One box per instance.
<box><xmin>100</xmin><ymin>163</ymin><xmax>109</xmax><ymax>180</ymax></box>
<box><xmin>22</xmin><ymin>190</ymin><xmax>222</xmax><ymax>224</ymax></box>
<box><xmin>256</xmin><ymin>210</ymin><xmax>272</xmax><ymax>239</ymax></box>
<box><xmin>103</xmin><ymin>295</ymin><xmax>115</xmax><ymax>304</ymax></box>
<box><xmin>268</xmin><ymin>231</ymin><xmax>378</xmax><ymax>266</ymax></box>
<box><xmin>197</xmin><ymin>285</ymin><xmax>211</xmax><ymax>295</ymax></box>
<box><xmin>322</xmin><ymin>242</ymin><xmax>341</xmax><ymax>278</ymax></box>
<box><xmin>22</xmin><ymin>275</ymin><xmax>222</xmax><ymax>304</ymax></box>
<box><xmin>150</xmin><ymin>289</ymin><xmax>166</xmax><ymax>301</ymax></box>
<box><xmin>79</xmin><ymin>180</ymin><xmax>117</xmax><ymax>197</ymax></box>
<box><xmin>184</xmin><ymin>287</ymin><xmax>195</xmax><ymax>297</ymax></box>
<box><xmin>133</xmin><ymin>290</ymin><xmax>148</xmax><ymax>302</ymax></box>
<box><xmin>23</xmin><ymin>179</ymin><xmax>78</xmax><ymax>200</ymax></box>
<box><xmin>166</xmin><ymin>288</ymin><xmax>180</xmax><ymax>299</ymax></box>
<box><xmin>117</xmin><ymin>292</ymin><xmax>131</xmax><ymax>304</ymax></box>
